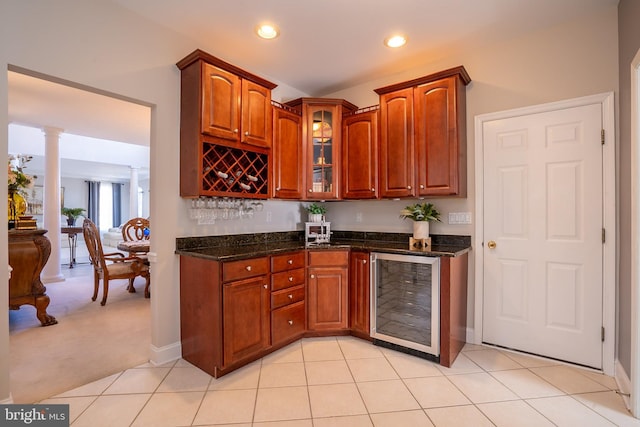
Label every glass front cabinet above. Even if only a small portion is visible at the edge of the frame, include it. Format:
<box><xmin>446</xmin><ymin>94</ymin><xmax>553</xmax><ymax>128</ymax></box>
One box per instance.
<box><xmin>285</xmin><ymin>98</ymin><xmax>357</xmax><ymax>200</ymax></box>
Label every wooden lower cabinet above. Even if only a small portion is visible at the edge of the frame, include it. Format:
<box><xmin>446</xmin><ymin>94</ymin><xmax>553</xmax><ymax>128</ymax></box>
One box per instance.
<box><xmin>272</xmin><ymin>300</ymin><xmax>306</xmax><ymax>343</ymax></box>
<box><xmin>307</xmin><ymin>250</ymin><xmax>349</xmax><ymax>331</ymax></box>
<box><xmin>271</xmin><ymin>251</ymin><xmax>307</xmax><ymax>345</ymax></box>
<box><xmin>349</xmin><ymin>251</ymin><xmax>370</xmax><ymax>339</ymax></box>
<box><xmin>180</xmin><ymin>248</ymin><xmax>469</xmax><ymax>377</ymax></box>
<box><xmin>223</xmin><ymin>275</ymin><xmax>270</xmax><ymax>366</ymax></box>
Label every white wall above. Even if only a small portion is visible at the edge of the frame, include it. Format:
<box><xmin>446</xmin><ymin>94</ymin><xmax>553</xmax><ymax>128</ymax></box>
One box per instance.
<box><xmin>325</xmin><ymin>4</ymin><xmax>619</xmax><ymax>343</ymax></box>
<box><xmin>0</xmin><ymin>0</ymin><xmax>620</xmax><ymax>402</ymax></box>
<box><xmin>0</xmin><ymin>0</ymin><xmax>306</xmax><ymax>402</ymax></box>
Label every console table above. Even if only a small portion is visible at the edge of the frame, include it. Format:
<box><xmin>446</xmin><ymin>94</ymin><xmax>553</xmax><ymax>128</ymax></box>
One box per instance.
<box><xmin>61</xmin><ymin>226</ymin><xmax>83</xmax><ymax>268</ymax></box>
<box><xmin>8</xmin><ymin>229</ymin><xmax>57</xmax><ymax>326</ymax></box>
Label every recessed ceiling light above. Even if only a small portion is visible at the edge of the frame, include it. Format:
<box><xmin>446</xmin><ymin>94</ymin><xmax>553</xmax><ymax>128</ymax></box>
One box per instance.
<box><xmin>384</xmin><ymin>34</ymin><xmax>407</xmax><ymax>48</ymax></box>
<box><xmin>256</xmin><ymin>24</ymin><xmax>279</xmax><ymax>40</ymax></box>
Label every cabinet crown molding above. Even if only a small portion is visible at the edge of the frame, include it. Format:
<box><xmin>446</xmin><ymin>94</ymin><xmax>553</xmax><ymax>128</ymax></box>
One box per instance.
<box><xmin>176</xmin><ymin>48</ymin><xmax>277</xmax><ymax>90</ymax></box>
<box><xmin>373</xmin><ymin>65</ymin><xmax>471</xmax><ymax>95</ymax></box>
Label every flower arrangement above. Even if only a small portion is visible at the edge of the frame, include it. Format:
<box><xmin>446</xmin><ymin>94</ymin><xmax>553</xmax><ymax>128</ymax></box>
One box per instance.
<box><xmin>8</xmin><ymin>154</ymin><xmax>36</xmax><ymax>196</ymax></box>
<box><xmin>399</xmin><ymin>202</ymin><xmax>441</xmax><ymax>222</ymax></box>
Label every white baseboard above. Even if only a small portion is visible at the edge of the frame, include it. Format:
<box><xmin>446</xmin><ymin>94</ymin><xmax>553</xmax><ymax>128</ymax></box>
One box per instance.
<box><xmin>149</xmin><ymin>341</ymin><xmax>182</xmax><ymax>366</ymax></box>
<box><xmin>615</xmin><ymin>359</ymin><xmax>632</xmax><ymax>411</ymax></box>
<box><xmin>466</xmin><ymin>327</ymin><xmax>478</xmax><ymax>344</ymax></box>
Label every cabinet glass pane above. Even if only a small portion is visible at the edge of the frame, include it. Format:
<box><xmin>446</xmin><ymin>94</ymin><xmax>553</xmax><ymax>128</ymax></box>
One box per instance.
<box><xmin>311</xmin><ymin>110</ymin><xmax>333</xmax><ymax>193</ymax></box>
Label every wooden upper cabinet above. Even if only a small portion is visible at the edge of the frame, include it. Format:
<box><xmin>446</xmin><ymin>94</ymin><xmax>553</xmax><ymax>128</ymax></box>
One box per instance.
<box><xmin>378</xmin><ymin>88</ymin><xmax>415</xmax><ymax>198</ymax></box>
<box><xmin>242</xmin><ymin>80</ymin><xmax>272</xmax><ymax>148</ymax></box>
<box><xmin>342</xmin><ymin>108</ymin><xmax>379</xmax><ymax>199</ymax></box>
<box><xmin>177</xmin><ymin>49</ymin><xmax>277</xmax><ymax>199</ymax></box>
<box><xmin>285</xmin><ymin>98</ymin><xmax>357</xmax><ymax>200</ymax></box>
<box><xmin>201</xmin><ymin>62</ymin><xmax>241</xmax><ymax>141</ymax></box>
<box><xmin>376</xmin><ymin>66</ymin><xmax>470</xmax><ymax>198</ymax></box>
<box><xmin>200</xmin><ymin>63</ymin><xmax>272</xmax><ymax>148</ymax></box>
<box><xmin>414</xmin><ymin>76</ymin><xmax>467</xmax><ymax>196</ymax></box>
<box><xmin>272</xmin><ymin>104</ymin><xmax>304</xmax><ymax>199</ymax></box>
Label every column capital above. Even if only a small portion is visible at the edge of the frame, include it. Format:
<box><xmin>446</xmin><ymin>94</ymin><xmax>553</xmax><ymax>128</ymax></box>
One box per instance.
<box><xmin>41</xmin><ymin>126</ymin><xmax>64</xmax><ymax>137</ymax></box>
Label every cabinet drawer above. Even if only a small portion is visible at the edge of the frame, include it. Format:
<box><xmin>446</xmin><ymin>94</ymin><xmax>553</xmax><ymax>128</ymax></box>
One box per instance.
<box><xmin>222</xmin><ymin>257</ymin><xmax>269</xmax><ymax>282</ymax></box>
<box><xmin>272</xmin><ymin>301</ymin><xmax>306</xmax><ymax>344</ymax></box>
<box><xmin>271</xmin><ymin>251</ymin><xmax>305</xmax><ymax>272</ymax></box>
<box><xmin>307</xmin><ymin>250</ymin><xmax>349</xmax><ymax>267</ymax></box>
<box><xmin>271</xmin><ymin>284</ymin><xmax>305</xmax><ymax>310</ymax></box>
<box><xmin>271</xmin><ymin>268</ymin><xmax>305</xmax><ymax>291</ymax></box>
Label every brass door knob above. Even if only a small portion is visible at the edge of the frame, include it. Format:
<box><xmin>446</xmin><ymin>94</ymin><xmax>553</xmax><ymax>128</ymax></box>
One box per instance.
<box><xmin>487</xmin><ymin>240</ymin><xmax>497</xmax><ymax>249</ymax></box>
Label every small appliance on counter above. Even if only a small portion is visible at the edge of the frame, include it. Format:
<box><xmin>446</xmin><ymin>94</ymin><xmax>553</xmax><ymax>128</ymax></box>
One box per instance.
<box><xmin>305</xmin><ymin>221</ymin><xmax>331</xmax><ymax>245</ymax></box>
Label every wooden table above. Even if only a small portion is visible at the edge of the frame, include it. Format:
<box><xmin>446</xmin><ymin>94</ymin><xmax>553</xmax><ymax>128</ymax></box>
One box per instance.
<box><xmin>117</xmin><ymin>240</ymin><xmax>150</xmax><ymax>256</ymax></box>
<box><xmin>9</xmin><ymin>229</ymin><xmax>58</xmax><ymax>326</ymax></box>
<box><xmin>61</xmin><ymin>226</ymin><xmax>83</xmax><ymax>268</ymax></box>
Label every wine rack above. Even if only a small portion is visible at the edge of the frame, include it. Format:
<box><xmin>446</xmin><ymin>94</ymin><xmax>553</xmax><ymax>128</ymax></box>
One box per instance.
<box><xmin>201</xmin><ymin>142</ymin><xmax>269</xmax><ymax>198</ymax></box>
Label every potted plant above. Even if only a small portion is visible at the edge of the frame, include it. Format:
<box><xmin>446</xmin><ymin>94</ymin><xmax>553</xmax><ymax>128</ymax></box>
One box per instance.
<box><xmin>306</xmin><ymin>203</ymin><xmax>327</xmax><ymax>222</ymax></box>
<box><xmin>61</xmin><ymin>207</ymin><xmax>86</xmax><ymax>226</ymax></box>
<box><xmin>399</xmin><ymin>202</ymin><xmax>441</xmax><ymax>239</ymax></box>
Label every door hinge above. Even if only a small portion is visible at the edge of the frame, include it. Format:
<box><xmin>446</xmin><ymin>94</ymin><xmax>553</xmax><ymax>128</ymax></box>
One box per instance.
<box><xmin>602</xmin><ymin>228</ymin><xmax>606</xmax><ymax>244</ymax></box>
<box><xmin>601</xmin><ymin>129</ymin><xmax>605</xmax><ymax>145</ymax></box>
<box><xmin>602</xmin><ymin>326</ymin><xmax>605</xmax><ymax>342</ymax></box>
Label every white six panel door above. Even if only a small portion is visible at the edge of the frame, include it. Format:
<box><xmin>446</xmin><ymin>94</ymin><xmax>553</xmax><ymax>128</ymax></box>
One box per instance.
<box><xmin>482</xmin><ymin>103</ymin><xmax>603</xmax><ymax>369</ymax></box>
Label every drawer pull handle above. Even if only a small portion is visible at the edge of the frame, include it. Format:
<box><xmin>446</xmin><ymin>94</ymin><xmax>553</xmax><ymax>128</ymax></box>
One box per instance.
<box><xmin>288</xmin><ymin>276</ymin><xmax>294</xmax><ymax>282</ymax></box>
<box><xmin>288</xmin><ymin>320</ymin><xmax>293</xmax><ymax>325</ymax></box>
<box><xmin>287</xmin><ymin>259</ymin><xmax>293</xmax><ymax>265</ymax></box>
<box><xmin>288</xmin><ymin>294</ymin><xmax>293</xmax><ymax>299</ymax></box>
<box><xmin>246</xmin><ymin>265</ymin><xmax>252</xmax><ymax>271</ymax></box>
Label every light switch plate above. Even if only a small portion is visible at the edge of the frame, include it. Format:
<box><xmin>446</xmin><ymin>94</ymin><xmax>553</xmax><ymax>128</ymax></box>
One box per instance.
<box><xmin>448</xmin><ymin>212</ymin><xmax>472</xmax><ymax>225</ymax></box>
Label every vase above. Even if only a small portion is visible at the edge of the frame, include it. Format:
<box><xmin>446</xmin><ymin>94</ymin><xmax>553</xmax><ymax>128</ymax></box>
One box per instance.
<box><xmin>413</xmin><ymin>221</ymin><xmax>429</xmax><ymax>240</ymax></box>
<box><xmin>8</xmin><ymin>191</ymin><xmax>27</xmax><ymax>229</ymax></box>
<box><xmin>309</xmin><ymin>213</ymin><xmax>324</xmax><ymax>223</ymax></box>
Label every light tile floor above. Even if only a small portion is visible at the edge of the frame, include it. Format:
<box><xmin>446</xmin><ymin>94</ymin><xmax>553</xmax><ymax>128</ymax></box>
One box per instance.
<box><xmin>40</xmin><ymin>337</ymin><xmax>640</xmax><ymax>426</ymax></box>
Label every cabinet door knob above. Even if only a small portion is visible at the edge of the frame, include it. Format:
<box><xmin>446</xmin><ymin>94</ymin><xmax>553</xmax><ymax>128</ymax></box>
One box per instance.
<box><xmin>371</xmin><ymin>188</ymin><xmax>375</xmax><ymax>191</ymax></box>
<box><xmin>363</xmin><ymin>259</ymin><xmax>367</xmax><ymax>264</ymax></box>
<box><xmin>244</xmin><ymin>131</ymin><xmax>249</xmax><ymax>136</ymax></box>
<box><xmin>287</xmin><ymin>259</ymin><xmax>293</xmax><ymax>264</ymax></box>
<box><xmin>420</xmin><ymin>184</ymin><xmax>425</xmax><ymax>189</ymax></box>
<box><xmin>407</xmin><ymin>185</ymin><xmax>412</xmax><ymax>190</ymax></box>
<box><xmin>276</xmin><ymin>187</ymin><xmax>281</xmax><ymax>191</ymax></box>
<box><xmin>288</xmin><ymin>276</ymin><xmax>294</xmax><ymax>282</ymax></box>
<box><xmin>288</xmin><ymin>294</ymin><xmax>293</xmax><ymax>299</ymax></box>
<box><xmin>263</xmin><ymin>284</ymin><xmax>268</xmax><ymax>289</ymax></box>
<box><xmin>233</xmin><ymin>128</ymin><xmax>239</xmax><ymax>133</ymax></box>
<box><xmin>308</xmin><ymin>189</ymin><xmax>312</xmax><ymax>192</ymax></box>
<box><xmin>288</xmin><ymin>320</ymin><xmax>293</xmax><ymax>325</ymax></box>
<box><xmin>310</xmin><ymin>274</ymin><xmax>315</xmax><ymax>279</ymax></box>
<box><xmin>246</xmin><ymin>265</ymin><xmax>252</xmax><ymax>271</ymax></box>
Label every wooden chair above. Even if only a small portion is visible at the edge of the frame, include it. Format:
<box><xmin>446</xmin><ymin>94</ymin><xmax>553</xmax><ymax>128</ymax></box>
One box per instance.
<box><xmin>83</xmin><ymin>218</ymin><xmax>150</xmax><ymax>306</ymax></box>
<box><xmin>121</xmin><ymin>217</ymin><xmax>150</xmax><ymax>242</ymax></box>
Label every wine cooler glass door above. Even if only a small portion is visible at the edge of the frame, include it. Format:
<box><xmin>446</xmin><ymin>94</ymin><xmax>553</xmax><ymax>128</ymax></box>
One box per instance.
<box><xmin>371</xmin><ymin>253</ymin><xmax>440</xmax><ymax>356</ymax></box>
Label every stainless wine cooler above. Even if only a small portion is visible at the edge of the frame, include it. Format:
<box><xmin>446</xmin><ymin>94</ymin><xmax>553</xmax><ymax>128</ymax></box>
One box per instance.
<box><xmin>370</xmin><ymin>252</ymin><xmax>440</xmax><ymax>358</ymax></box>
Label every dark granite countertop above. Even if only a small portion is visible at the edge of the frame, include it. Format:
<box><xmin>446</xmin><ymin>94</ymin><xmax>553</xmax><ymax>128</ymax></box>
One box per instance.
<box><xmin>176</xmin><ymin>231</ymin><xmax>471</xmax><ymax>262</ymax></box>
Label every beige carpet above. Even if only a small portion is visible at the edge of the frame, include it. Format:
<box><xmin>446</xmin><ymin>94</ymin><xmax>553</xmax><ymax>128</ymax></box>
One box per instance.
<box><xmin>9</xmin><ymin>262</ymin><xmax>151</xmax><ymax>403</ymax></box>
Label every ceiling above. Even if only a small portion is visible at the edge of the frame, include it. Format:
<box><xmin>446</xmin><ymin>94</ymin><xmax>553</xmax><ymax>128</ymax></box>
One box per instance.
<box><xmin>112</xmin><ymin>0</ymin><xmax>618</xmax><ymax>96</ymax></box>
<box><xmin>8</xmin><ymin>0</ymin><xmax>617</xmax><ymax>181</ymax></box>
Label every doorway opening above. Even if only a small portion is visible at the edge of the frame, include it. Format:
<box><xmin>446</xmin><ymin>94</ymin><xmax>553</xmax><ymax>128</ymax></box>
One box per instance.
<box><xmin>6</xmin><ymin>66</ymin><xmax>152</xmax><ymax>403</ymax></box>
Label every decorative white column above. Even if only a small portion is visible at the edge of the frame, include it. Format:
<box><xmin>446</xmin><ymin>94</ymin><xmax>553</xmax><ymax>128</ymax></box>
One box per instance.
<box><xmin>129</xmin><ymin>167</ymin><xmax>139</xmax><ymax>219</ymax></box>
<box><xmin>41</xmin><ymin>126</ymin><xmax>64</xmax><ymax>284</ymax></box>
